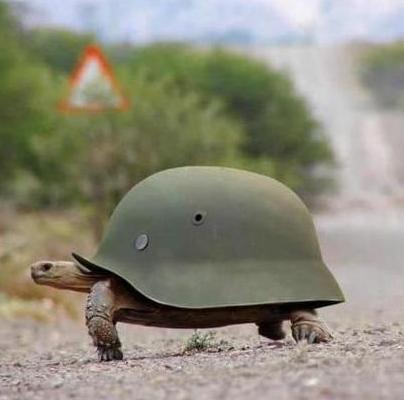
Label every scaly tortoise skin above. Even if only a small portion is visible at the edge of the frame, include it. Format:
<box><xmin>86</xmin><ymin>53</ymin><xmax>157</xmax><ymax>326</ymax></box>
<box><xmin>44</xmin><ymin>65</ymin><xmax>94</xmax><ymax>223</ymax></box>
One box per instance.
<box><xmin>31</xmin><ymin>260</ymin><xmax>333</xmax><ymax>362</ymax></box>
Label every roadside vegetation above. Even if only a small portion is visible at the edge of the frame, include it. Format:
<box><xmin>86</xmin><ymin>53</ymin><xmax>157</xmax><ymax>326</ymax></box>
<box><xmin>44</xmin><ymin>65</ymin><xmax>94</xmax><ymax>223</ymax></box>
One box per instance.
<box><xmin>358</xmin><ymin>41</ymin><xmax>404</xmax><ymax>109</ymax></box>
<box><xmin>0</xmin><ymin>209</ymin><xmax>93</xmax><ymax>320</ymax></box>
<box><xmin>0</xmin><ymin>0</ymin><xmax>334</xmax><ymax>317</ymax></box>
<box><xmin>183</xmin><ymin>330</ymin><xmax>232</xmax><ymax>353</ymax></box>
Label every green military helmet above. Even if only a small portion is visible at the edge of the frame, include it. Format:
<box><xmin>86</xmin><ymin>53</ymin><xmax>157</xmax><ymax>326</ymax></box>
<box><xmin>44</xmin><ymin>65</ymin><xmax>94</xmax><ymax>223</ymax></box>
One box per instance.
<box><xmin>73</xmin><ymin>166</ymin><xmax>344</xmax><ymax>309</ymax></box>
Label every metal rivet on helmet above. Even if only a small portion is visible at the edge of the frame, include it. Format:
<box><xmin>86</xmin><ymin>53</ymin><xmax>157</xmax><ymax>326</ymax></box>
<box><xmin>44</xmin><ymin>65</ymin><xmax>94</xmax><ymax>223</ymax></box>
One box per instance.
<box><xmin>135</xmin><ymin>234</ymin><xmax>149</xmax><ymax>251</ymax></box>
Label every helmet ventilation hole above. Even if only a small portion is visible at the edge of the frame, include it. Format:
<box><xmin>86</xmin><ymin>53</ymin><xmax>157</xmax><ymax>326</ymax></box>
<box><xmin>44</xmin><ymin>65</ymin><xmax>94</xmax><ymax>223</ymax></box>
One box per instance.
<box><xmin>192</xmin><ymin>211</ymin><xmax>206</xmax><ymax>225</ymax></box>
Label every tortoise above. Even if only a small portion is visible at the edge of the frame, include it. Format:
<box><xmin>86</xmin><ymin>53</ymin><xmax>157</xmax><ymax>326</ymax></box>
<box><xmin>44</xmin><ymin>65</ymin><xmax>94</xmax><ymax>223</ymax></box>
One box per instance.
<box><xmin>31</xmin><ymin>167</ymin><xmax>344</xmax><ymax>362</ymax></box>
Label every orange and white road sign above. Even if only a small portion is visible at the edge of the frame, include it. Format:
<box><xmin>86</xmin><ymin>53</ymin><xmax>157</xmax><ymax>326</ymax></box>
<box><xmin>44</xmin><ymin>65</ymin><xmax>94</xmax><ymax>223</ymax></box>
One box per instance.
<box><xmin>59</xmin><ymin>45</ymin><xmax>129</xmax><ymax>112</ymax></box>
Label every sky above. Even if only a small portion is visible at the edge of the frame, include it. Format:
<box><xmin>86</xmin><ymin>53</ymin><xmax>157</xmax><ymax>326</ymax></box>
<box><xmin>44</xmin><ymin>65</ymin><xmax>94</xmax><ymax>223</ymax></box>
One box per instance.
<box><xmin>271</xmin><ymin>0</ymin><xmax>401</xmax><ymax>26</ymax></box>
<box><xmin>270</xmin><ymin>0</ymin><xmax>322</xmax><ymax>28</ymax></box>
<box><xmin>12</xmin><ymin>0</ymin><xmax>404</xmax><ymax>44</ymax></box>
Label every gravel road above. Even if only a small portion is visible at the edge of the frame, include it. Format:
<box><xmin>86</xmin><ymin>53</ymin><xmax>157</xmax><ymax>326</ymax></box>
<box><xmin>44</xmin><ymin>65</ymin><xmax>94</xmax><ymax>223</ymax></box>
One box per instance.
<box><xmin>1</xmin><ymin>211</ymin><xmax>404</xmax><ymax>400</ymax></box>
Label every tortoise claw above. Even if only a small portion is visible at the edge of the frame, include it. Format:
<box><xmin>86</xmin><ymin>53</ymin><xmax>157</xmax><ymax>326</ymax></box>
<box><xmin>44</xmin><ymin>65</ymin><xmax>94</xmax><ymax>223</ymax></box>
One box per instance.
<box><xmin>114</xmin><ymin>348</ymin><xmax>124</xmax><ymax>360</ymax></box>
<box><xmin>298</xmin><ymin>325</ymin><xmax>307</xmax><ymax>341</ymax></box>
<box><xmin>307</xmin><ymin>331</ymin><xmax>317</xmax><ymax>344</ymax></box>
<box><xmin>97</xmin><ymin>345</ymin><xmax>123</xmax><ymax>362</ymax></box>
<box><xmin>291</xmin><ymin>321</ymin><xmax>332</xmax><ymax>344</ymax></box>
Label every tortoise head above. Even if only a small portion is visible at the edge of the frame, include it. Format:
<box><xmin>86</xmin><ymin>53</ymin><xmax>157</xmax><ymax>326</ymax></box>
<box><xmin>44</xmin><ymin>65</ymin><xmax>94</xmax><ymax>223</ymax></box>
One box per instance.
<box><xmin>30</xmin><ymin>260</ymin><xmax>107</xmax><ymax>293</ymax></box>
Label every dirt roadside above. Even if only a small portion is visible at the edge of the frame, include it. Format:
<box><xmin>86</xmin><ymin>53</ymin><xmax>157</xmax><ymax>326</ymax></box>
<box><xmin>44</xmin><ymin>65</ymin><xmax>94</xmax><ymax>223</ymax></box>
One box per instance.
<box><xmin>1</xmin><ymin>211</ymin><xmax>404</xmax><ymax>400</ymax></box>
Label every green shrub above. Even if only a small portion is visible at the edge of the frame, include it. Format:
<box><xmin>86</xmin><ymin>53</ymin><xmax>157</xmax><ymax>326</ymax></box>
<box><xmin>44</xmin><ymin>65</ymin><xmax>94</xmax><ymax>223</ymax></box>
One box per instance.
<box><xmin>359</xmin><ymin>42</ymin><xmax>404</xmax><ymax>108</ymax></box>
<box><xmin>183</xmin><ymin>331</ymin><xmax>231</xmax><ymax>353</ymax></box>
<box><xmin>0</xmin><ymin>2</ymin><xmax>55</xmax><ymax>195</ymax></box>
<box><xmin>127</xmin><ymin>44</ymin><xmax>334</xmax><ymax>195</ymax></box>
<box><xmin>28</xmin><ymin>74</ymin><xmax>243</xmax><ymax>237</ymax></box>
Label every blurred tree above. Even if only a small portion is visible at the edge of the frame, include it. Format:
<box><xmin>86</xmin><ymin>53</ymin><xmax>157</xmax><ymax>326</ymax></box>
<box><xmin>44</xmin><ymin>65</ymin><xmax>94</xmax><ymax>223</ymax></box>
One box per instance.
<box><xmin>0</xmin><ymin>1</ymin><xmax>54</xmax><ymax>195</ymax></box>
<box><xmin>1</xmin><ymin>1</ymin><xmax>333</xmax><ymax>214</ymax></box>
<box><xmin>25</xmin><ymin>28</ymin><xmax>95</xmax><ymax>74</ymax></box>
<box><xmin>32</xmin><ymin>75</ymin><xmax>243</xmax><ymax>238</ymax></box>
<box><xmin>359</xmin><ymin>42</ymin><xmax>404</xmax><ymax>108</ymax></box>
<box><xmin>128</xmin><ymin>44</ymin><xmax>333</xmax><ymax>195</ymax></box>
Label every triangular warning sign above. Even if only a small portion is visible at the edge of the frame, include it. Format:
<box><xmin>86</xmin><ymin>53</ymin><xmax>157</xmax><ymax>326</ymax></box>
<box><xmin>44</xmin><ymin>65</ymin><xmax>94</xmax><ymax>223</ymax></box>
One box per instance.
<box><xmin>59</xmin><ymin>45</ymin><xmax>129</xmax><ymax>112</ymax></box>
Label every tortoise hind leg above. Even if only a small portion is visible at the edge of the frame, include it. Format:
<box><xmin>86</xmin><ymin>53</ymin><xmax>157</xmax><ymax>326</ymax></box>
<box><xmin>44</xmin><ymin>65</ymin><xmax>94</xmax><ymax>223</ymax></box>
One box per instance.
<box><xmin>86</xmin><ymin>280</ymin><xmax>123</xmax><ymax>362</ymax></box>
<box><xmin>290</xmin><ymin>310</ymin><xmax>333</xmax><ymax>344</ymax></box>
<box><xmin>257</xmin><ymin>320</ymin><xmax>286</xmax><ymax>340</ymax></box>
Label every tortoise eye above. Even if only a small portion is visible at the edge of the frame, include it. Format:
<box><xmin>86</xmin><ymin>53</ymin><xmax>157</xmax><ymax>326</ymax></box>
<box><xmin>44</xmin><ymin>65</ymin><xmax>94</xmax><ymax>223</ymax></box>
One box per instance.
<box><xmin>192</xmin><ymin>211</ymin><xmax>207</xmax><ymax>225</ymax></box>
<box><xmin>42</xmin><ymin>263</ymin><xmax>52</xmax><ymax>272</ymax></box>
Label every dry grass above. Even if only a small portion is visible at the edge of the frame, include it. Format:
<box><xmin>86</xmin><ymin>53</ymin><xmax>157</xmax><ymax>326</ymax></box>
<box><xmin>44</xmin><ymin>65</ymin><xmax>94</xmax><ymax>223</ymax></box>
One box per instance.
<box><xmin>183</xmin><ymin>330</ymin><xmax>232</xmax><ymax>353</ymax></box>
<box><xmin>0</xmin><ymin>295</ymin><xmax>52</xmax><ymax>321</ymax></box>
<box><xmin>0</xmin><ymin>208</ymin><xmax>95</xmax><ymax>320</ymax></box>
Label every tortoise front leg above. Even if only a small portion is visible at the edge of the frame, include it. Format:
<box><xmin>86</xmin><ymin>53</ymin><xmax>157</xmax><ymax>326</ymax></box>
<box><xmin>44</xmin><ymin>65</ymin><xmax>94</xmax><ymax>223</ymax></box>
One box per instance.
<box><xmin>290</xmin><ymin>310</ymin><xmax>333</xmax><ymax>344</ymax></box>
<box><xmin>86</xmin><ymin>280</ymin><xmax>123</xmax><ymax>361</ymax></box>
